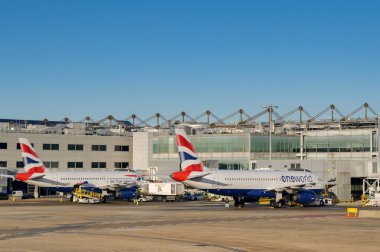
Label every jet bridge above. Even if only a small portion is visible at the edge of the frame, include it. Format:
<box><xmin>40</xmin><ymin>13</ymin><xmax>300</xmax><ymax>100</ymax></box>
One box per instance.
<box><xmin>363</xmin><ymin>178</ymin><xmax>380</xmax><ymax>195</ymax></box>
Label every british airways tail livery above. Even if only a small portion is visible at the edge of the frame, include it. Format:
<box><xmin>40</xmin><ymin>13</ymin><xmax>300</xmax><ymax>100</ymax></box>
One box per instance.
<box><xmin>5</xmin><ymin>138</ymin><xmax>142</xmax><ymax>200</ymax></box>
<box><xmin>16</xmin><ymin>138</ymin><xmax>46</xmax><ymax>181</ymax></box>
<box><xmin>171</xmin><ymin>128</ymin><xmax>326</xmax><ymax>208</ymax></box>
<box><xmin>171</xmin><ymin>130</ymin><xmax>210</xmax><ymax>182</ymax></box>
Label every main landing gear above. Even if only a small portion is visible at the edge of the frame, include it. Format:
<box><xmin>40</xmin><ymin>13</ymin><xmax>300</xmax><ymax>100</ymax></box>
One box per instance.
<box><xmin>233</xmin><ymin>197</ymin><xmax>245</xmax><ymax>208</ymax></box>
<box><xmin>270</xmin><ymin>191</ymin><xmax>286</xmax><ymax>208</ymax></box>
<box><xmin>270</xmin><ymin>199</ymin><xmax>285</xmax><ymax>208</ymax></box>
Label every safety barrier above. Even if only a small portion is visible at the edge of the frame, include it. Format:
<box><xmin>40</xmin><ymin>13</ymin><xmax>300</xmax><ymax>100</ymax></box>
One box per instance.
<box><xmin>346</xmin><ymin>207</ymin><xmax>359</xmax><ymax>218</ymax></box>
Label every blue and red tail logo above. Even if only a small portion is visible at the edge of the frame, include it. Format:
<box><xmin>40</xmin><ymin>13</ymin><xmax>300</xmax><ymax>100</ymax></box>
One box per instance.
<box><xmin>16</xmin><ymin>138</ymin><xmax>46</xmax><ymax>181</ymax></box>
<box><xmin>171</xmin><ymin>129</ymin><xmax>203</xmax><ymax>182</ymax></box>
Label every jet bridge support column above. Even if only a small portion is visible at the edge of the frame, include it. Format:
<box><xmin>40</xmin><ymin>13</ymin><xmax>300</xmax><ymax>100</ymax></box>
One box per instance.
<box><xmin>34</xmin><ymin>186</ymin><xmax>39</xmax><ymax>198</ymax></box>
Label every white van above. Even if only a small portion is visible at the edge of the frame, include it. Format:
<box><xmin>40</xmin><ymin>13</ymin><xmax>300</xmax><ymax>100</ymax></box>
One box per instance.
<box><xmin>11</xmin><ymin>191</ymin><xmax>24</xmax><ymax>198</ymax></box>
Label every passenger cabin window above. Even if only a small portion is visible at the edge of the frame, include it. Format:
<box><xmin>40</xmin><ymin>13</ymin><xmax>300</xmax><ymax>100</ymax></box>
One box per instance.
<box><xmin>68</xmin><ymin>162</ymin><xmax>83</xmax><ymax>169</ymax></box>
<box><xmin>68</xmin><ymin>144</ymin><xmax>84</xmax><ymax>151</ymax></box>
<box><xmin>43</xmin><ymin>144</ymin><xmax>59</xmax><ymax>150</ymax></box>
<box><xmin>92</xmin><ymin>145</ymin><xmax>107</xmax><ymax>151</ymax></box>
<box><xmin>92</xmin><ymin>162</ymin><xmax>106</xmax><ymax>169</ymax></box>
<box><xmin>115</xmin><ymin>145</ymin><xmax>129</xmax><ymax>152</ymax></box>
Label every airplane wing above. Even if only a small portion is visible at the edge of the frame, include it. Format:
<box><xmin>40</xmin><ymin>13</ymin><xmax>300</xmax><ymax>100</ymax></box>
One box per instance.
<box><xmin>0</xmin><ymin>174</ymin><xmax>15</xmax><ymax>179</ymax></box>
<box><xmin>30</xmin><ymin>174</ymin><xmax>46</xmax><ymax>179</ymax></box>
<box><xmin>0</xmin><ymin>170</ymin><xmax>16</xmax><ymax>179</ymax></box>
<box><xmin>97</xmin><ymin>181</ymin><xmax>141</xmax><ymax>190</ymax></box>
<box><xmin>265</xmin><ymin>181</ymin><xmax>316</xmax><ymax>193</ymax></box>
<box><xmin>188</xmin><ymin>172</ymin><xmax>211</xmax><ymax>180</ymax></box>
<box><xmin>191</xmin><ymin>176</ymin><xmax>229</xmax><ymax>187</ymax></box>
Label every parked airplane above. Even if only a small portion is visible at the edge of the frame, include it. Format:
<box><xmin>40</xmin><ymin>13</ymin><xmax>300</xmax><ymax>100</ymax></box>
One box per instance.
<box><xmin>2</xmin><ymin>138</ymin><xmax>142</xmax><ymax>200</ymax></box>
<box><xmin>171</xmin><ymin>128</ymin><xmax>326</xmax><ymax>208</ymax></box>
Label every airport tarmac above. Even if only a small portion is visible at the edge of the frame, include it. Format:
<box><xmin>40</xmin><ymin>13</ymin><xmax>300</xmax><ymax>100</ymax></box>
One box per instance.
<box><xmin>0</xmin><ymin>199</ymin><xmax>379</xmax><ymax>252</ymax></box>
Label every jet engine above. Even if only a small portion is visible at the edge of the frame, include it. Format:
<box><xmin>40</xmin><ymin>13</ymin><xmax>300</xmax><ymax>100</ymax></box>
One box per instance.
<box><xmin>119</xmin><ymin>188</ymin><xmax>137</xmax><ymax>201</ymax></box>
<box><xmin>291</xmin><ymin>190</ymin><xmax>317</xmax><ymax>205</ymax></box>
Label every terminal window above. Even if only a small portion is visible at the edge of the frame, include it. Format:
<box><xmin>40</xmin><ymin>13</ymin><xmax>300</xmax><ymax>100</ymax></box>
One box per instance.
<box><xmin>16</xmin><ymin>161</ymin><xmax>24</xmax><ymax>168</ymax></box>
<box><xmin>92</xmin><ymin>145</ymin><xmax>107</xmax><ymax>151</ymax></box>
<box><xmin>290</xmin><ymin>163</ymin><xmax>301</xmax><ymax>169</ymax></box>
<box><xmin>0</xmin><ymin>143</ymin><xmax>7</xmax><ymax>149</ymax></box>
<box><xmin>115</xmin><ymin>145</ymin><xmax>129</xmax><ymax>152</ymax></box>
<box><xmin>373</xmin><ymin>162</ymin><xmax>378</xmax><ymax>174</ymax></box>
<box><xmin>43</xmin><ymin>162</ymin><xmax>59</xmax><ymax>168</ymax></box>
<box><xmin>91</xmin><ymin>162</ymin><xmax>106</xmax><ymax>168</ymax></box>
<box><xmin>68</xmin><ymin>162</ymin><xmax>83</xmax><ymax>169</ymax></box>
<box><xmin>17</xmin><ymin>143</ymin><xmax>34</xmax><ymax>149</ymax></box>
<box><xmin>68</xmin><ymin>144</ymin><xmax>84</xmax><ymax>151</ymax></box>
<box><xmin>0</xmin><ymin>161</ymin><xmax>7</xmax><ymax>167</ymax></box>
<box><xmin>43</xmin><ymin>144</ymin><xmax>59</xmax><ymax>150</ymax></box>
<box><xmin>114</xmin><ymin>162</ymin><xmax>129</xmax><ymax>169</ymax></box>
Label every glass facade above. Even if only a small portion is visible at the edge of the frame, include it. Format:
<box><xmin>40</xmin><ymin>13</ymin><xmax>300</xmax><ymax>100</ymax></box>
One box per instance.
<box><xmin>153</xmin><ymin>132</ymin><xmax>377</xmax><ymax>154</ymax></box>
<box><xmin>218</xmin><ymin>159</ymin><xmax>249</xmax><ymax>170</ymax></box>
<box><xmin>192</xmin><ymin>135</ymin><xmax>249</xmax><ymax>153</ymax></box>
<box><xmin>153</xmin><ymin>134</ymin><xmax>249</xmax><ymax>154</ymax></box>
<box><xmin>153</xmin><ymin>130</ymin><xmax>377</xmax><ymax>170</ymax></box>
<box><xmin>153</xmin><ymin>136</ymin><xmax>176</xmax><ymax>154</ymax></box>
<box><xmin>304</xmin><ymin>134</ymin><xmax>374</xmax><ymax>153</ymax></box>
<box><xmin>373</xmin><ymin>133</ymin><xmax>378</xmax><ymax>152</ymax></box>
<box><xmin>250</xmin><ymin>135</ymin><xmax>299</xmax><ymax>153</ymax></box>
<box><xmin>153</xmin><ymin>134</ymin><xmax>250</xmax><ymax>170</ymax></box>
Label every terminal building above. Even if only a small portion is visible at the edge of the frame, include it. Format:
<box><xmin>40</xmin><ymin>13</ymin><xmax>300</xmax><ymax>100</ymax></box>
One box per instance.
<box><xmin>0</xmin><ymin>103</ymin><xmax>379</xmax><ymax>200</ymax></box>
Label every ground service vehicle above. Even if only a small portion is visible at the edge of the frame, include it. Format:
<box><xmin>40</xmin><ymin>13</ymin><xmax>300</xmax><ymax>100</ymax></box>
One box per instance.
<box><xmin>140</xmin><ymin>182</ymin><xmax>184</xmax><ymax>201</ymax></box>
<box><xmin>11</xmin><ymin>190</ymin><xmax>23</xmax><ymax>198</ymax></box>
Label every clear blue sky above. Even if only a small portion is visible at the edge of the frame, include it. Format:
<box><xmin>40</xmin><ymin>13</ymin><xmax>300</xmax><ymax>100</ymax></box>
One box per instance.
<box><xmin>1</xmin><ymin>0</ymin><xmax>379</xmax><ymax>121</ymax></box>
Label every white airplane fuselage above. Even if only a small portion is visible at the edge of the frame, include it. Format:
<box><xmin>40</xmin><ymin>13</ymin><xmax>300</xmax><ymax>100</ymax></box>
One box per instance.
<box><xmin>172</xmin><ymin>128</ymin><xmax>327</xmax><ymax>207</ymax></box>
<box><xmin>24</xmin><ymin>171</ymin><xmax>141</xmax><ymax>193</ymax></box>
<box><xmin>182</xmin><ymin>170</ymin><xmax>324</xmax><ymax>198</ymax></box>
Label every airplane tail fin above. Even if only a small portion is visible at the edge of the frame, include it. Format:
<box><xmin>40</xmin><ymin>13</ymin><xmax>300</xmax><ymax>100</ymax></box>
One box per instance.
<box><xmin>16</xmin><ymin>138</ymin><xmax>46</xmax><ymax>181</ymax></box>
<box><xmin>171</xmin><ymin>128</ymin><xmax>207</xmax><ymax>182</ymax></box>
<box><xmin>175</xmin><ymin>128</ymin><xmax>204</xmax><ymax>172</ymax></box>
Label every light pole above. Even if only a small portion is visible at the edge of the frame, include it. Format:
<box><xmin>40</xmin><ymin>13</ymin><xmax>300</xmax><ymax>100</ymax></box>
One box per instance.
<box><xmin>262</xmin><ymin>105</ymin><xmax>278</xmax><ymax>160</ymax></box>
